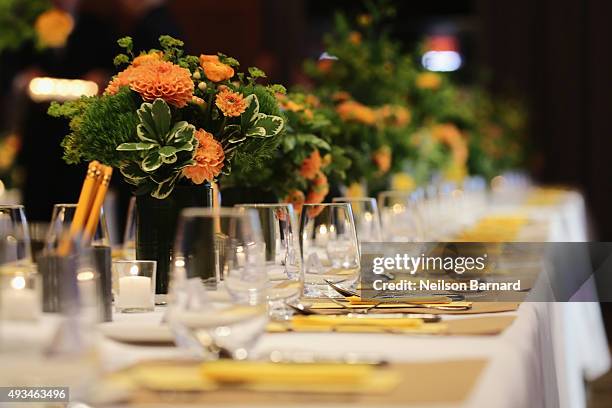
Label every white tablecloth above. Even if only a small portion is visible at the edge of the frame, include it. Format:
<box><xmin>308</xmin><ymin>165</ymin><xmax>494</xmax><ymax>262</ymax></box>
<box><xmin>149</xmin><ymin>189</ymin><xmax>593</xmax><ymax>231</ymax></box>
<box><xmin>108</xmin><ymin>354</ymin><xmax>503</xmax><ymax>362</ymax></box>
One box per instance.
<box><xmin>102</xmin><ymin>191</ymin><xmax>610</xmax><ymax>408</ymax></box>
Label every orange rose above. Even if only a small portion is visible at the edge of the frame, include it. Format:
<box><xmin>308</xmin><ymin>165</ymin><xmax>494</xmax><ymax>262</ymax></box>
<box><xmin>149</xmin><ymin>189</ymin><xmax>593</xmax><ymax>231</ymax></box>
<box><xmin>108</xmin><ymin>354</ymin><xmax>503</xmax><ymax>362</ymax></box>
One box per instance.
<box><xmin>35</xmin><ymin>9</ymin><xmax>74</xmax><ymax>48</ymax></box>
<box><xmin>199</xmin><ymin>54</ymin><xmax>234</xmax><ymax>82</ymax></box>
<box><xmin>215</xmin><ymin>89</ymin><xmax>247</xmax><ymax>117</ymax></box>
<box><xmin>183</xmin><ymin>129</ymin><xmax>225</xmax><ymax>184</ymax></box>
<box><xmin>132</xmin><ymin>51</ymin><xmax>163</xmax><ymax>67</ymax></box>
<box><xmin>300</xmin><ymin>150</ymin><xmax>322</xmax><ymax>180</ymax></box>
<box><xmin>372</xmin><ymin>146</ymin><xmax>392</xmax><ymax>173</ymax></box>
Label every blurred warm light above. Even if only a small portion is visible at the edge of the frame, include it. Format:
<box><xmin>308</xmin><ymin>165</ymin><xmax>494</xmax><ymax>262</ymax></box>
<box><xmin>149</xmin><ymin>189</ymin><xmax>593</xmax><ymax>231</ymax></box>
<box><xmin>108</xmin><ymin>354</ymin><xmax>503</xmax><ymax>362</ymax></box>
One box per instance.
<box><xmin>77</xmin><ymin>270</ymin><xmax>95</xmax><ymax>282</ymax></box>
<box><xmin>422</xmin><ymin>51</ymin><xmax>462</xmax><ymax>72</ymax></box>
<box><xmin>129</xmin><ymin>265</ymin><xmax>140</xmax><ymax>276</ymax></box>
<box><xmin>28</xmin><ymin>77</ymin><xmax>98</xmax><ymax>102</ymax></box>
<box><xmin>10</xmin><ymin>276</ymin><xmax>26</xmax><ymax>290</ymax></box>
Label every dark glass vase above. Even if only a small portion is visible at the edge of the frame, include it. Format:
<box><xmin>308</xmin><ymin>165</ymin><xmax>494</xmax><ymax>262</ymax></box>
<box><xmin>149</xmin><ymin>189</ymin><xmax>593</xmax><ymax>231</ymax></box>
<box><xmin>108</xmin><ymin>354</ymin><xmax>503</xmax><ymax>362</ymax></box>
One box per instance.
<box><xmin>135</xmin><ymin>183</ymin><xmax>212</xmax><ymax>294</ymax></box>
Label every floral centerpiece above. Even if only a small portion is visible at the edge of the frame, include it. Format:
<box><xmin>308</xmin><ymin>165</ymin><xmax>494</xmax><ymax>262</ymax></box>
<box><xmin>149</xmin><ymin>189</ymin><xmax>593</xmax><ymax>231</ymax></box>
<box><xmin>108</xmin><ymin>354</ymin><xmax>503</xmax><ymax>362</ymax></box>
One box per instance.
<box><xmin>303</xmin><ymin>3</ymin><xmax>423</xmax><ymax>194</ymax></box>
<box><xmin>225</xmin><ymin>91</ymin><xmax>351</xmax><ymax>211</ymax></box>
<box><xmin>49</xmin><ymin>36</ymin><xmax>285</xmax><ymax>293</ymax></box>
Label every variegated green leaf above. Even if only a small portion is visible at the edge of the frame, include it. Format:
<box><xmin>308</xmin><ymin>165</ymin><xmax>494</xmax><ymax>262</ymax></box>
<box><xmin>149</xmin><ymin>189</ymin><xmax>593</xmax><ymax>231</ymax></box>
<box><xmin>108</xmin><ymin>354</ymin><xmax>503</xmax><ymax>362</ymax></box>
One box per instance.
<box><xmin>151</xmin><ymin>172</ymin><xmax>181</xmax><ymax>199</ymax></box>
<box><xmin>246</xmin><ymin>127</ymin><xmax>266</xmax><ymax>137</ymax></box>
<box><xmin>142</xmin><ymin>151</ymin><xmax>163</xmax><ymax>172</ymax></box>
<box><xmin>253</xmin><ymin>114</ymin><xmax>284</xmax><ymax>137</ymax></box>
<box><xmin>136</xmin><ymin>99</ymin><xmax>172</xmax><ymax>143</ymax></box>
<box><xmin>116</xmin><ymin>142</ymin><xmax>156</xmax><ymax>151</ymax></box>
<box><xmin>171</xmin><ymin>142</ymin><xmax>194</xmax><ymax>153</ymax></box>
<box><xmin>240</xmin><ymin>94</ymin><xmax>259</xmax><ymax>129</ymax></box>
<box><xmin>158</xmin><ymin>146</ymin><xmax>177</xmax><ymax>157</ymax></box>
<box><xmin>162</xmin><ymin>154</ymin><xmax>177</xmax><ymax>164</ymax></box>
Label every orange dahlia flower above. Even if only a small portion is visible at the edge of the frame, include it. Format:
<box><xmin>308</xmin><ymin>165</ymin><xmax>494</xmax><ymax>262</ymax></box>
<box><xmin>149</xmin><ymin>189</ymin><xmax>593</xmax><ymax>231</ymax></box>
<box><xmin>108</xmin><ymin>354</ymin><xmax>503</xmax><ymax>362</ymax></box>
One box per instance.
<box><xmin>336</xmin><ymin>100</ymin><xmax>376</xmax><ymax>125</ymax></box>
<box><xmin>432</xmin><ymin>123</ymin><xmax>468</xmax><ymax>164</ymax></box>
<box><xmin>372</xmin><ymin>146</ymin><xmax>392</xmax><ymax>173</ymax></box>
<box><xmin>35</xmin><ymin>9</ymin><xmax>74</xmax><ymax>48</ymax></box>
<box><xmin>183</xmin><ymin>129</ymin><xmax>225</xmax><ymax>184</ymax></box>
<box><xmin>348</xmin><ymin>31</ymin><xmax>362</xmax><ymax>45</ymax></box>
<box><xmin>377</xmin><ymin>105</ymin><xmax>411</xmax><ymax>127</ymax></box>
<box><xmin>215</xmin><ymin>89</ymin><xmax>247</xmax><ymax>117</ymax></box>
<box><xmin>300</xmin><ymin>150</ymin><xmax>322</xmax><ymax>180</ymax></box>
<box><xmin>416</xmin><ymin>72</ymin><xmax>442</xmax><ymax>90</ymax></box>
<box><xmin>106</xmin><ymin>60</ymin><xmax>193</xmax><ymax>108</ymax></box>
<box><xmin>284</xmin><ymin>190</ymin><xmax>306</xmax><ymax>213</ymax></box>
<box><xmin>311</xmin><ymin>172</ymin><xmax>329</xmax><ymax>196</ymax></box>
<box><xmin>199</xmin><ymin>54</ymin><xmax>234</xmax><ymax>82</ymax></box>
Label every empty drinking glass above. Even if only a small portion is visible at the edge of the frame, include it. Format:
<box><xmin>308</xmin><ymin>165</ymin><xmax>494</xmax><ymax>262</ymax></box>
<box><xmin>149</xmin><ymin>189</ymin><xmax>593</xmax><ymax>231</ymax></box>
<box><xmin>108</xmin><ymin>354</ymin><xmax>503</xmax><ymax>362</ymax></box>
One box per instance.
<box><xmin>332</xmin><ymin>197</ymin><xmax>382</xmax><ymax>242</ymax></box>
<box><xmin>300</xmin><ymin>203</ymin><xmax>360</xmax><ymax>297</ymax></box>
<box><xmin>168</xmin><ymin>208</ymin><xmax>268</xmax><ymax>360</ymax></box>
<box><xmin>236</xmin><ymin>204</ymin><xmax>303</xmax><ymax>319</ymax></box>
<box><xmin>378</xmin><ymin>190</ymin><xmax>425</xmax><ymax>242</ymax></box>
<box><xmin>0</xmin><ymin>205</ymin><xmax>31</xmax><ymax>265</ymax></box>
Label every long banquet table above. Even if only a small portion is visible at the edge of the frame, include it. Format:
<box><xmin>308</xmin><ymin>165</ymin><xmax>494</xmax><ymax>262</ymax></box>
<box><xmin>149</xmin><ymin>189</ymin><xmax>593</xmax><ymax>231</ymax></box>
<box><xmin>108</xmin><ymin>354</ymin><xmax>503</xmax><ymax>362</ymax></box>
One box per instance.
<box><xmin>102</xmin><ymin>191</ymin><xmax>610</xmax><ymax>408</ymax></box>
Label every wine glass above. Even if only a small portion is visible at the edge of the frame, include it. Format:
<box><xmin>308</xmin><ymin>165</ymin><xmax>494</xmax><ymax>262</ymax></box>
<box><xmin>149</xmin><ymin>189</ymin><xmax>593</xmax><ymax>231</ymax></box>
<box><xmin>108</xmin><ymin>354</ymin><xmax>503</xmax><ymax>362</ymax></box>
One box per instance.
<box><xmin>168</xmin><ymin>208</ymin><xmax>268</xmax><ymax>360</ymax></box>
<box><xmin>331</xmin><ymin>197</ymin><xmax>382</xmax><ymax>242</ymax></box>
<box><xmin>236</xmin><ymin>204</ymin><xmax>303</xmax><ymax>319</ymax></box>
<box><xmin>0</xmin><ymin>205</ymin><xmax>32</xmax><ymax>265</ymax></box>
<box><xmin>378</xmin><ymin>190</ymin><xmax>425</xmax><ymax>242</ymax></box>
<box><xmin>300</xmin><ymin>203</ymin><xmax>360</xmax><ymax>297</ymax></box>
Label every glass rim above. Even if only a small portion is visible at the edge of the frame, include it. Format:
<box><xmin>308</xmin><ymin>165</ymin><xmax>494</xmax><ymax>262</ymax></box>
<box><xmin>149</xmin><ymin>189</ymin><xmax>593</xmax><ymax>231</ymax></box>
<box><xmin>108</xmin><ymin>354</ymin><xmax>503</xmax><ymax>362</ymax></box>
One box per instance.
<box><xmin>0</xmin><ymin>204</ymin><xmax>25</xmax><ymax>209</ymax></box>
<box><xmin>235</xmin><ymin>203</ymin><xmax>293</xmax><ymax>208</ymax></box>
<box><xmin>53</xmin><ymin>203</ymin><xmax>78</xmax><ymax>208</ymax></box>
<box><xmin>301</xmin><ymin>202</ymin><xmax>351</xmax><ymax>208</ymax></box>
<box><xmin>332</xmin><ymin>196</ymin><xmax>377</xmax><ymax>203</ymax></box>
<box><xmin>112</xmin><ymin>259</ymin><xmax>157</xmax><ymax>265</ymax></box>
<box><xmin>181</xmin><ymin>207</ymin><xmax>252</xmax><ymax>218</ymax></box>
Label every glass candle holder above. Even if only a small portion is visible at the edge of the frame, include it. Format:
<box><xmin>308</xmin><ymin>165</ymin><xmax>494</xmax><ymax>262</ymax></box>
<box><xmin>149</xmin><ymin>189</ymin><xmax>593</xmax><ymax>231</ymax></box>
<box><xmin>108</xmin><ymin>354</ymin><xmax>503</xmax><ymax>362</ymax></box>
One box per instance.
<box><xmin>113</xmin><ymin>260</ymin><xmax>156</xmax><ymax>313</ymax></box>
<box><xmin>0</xmin><ymin>262</ymin><xmax>40</xmax><ymax>321</ymax></box>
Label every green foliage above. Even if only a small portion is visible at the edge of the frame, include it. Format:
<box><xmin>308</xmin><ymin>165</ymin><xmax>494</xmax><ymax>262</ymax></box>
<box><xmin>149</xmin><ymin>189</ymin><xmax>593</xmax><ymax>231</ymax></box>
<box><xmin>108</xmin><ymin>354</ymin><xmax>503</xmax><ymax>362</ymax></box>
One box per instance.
<box><xmin>49</xmin><ymin>88</ymin><xmax>140</xmax><ymax>166</ymax></box>
<box><xmin>50</xmin><ymin>35</ymin><xmax>288</xmax><ymax>199</ymax></box>
<box><xmin>0</xmin><ymin>0</ymin><xmax>51</xmax><ymax>54</ymax></box>
<box><xmin>116</xmin><ymin>99</ymin><xmax>196</xmax><ymax>198</ymax></box>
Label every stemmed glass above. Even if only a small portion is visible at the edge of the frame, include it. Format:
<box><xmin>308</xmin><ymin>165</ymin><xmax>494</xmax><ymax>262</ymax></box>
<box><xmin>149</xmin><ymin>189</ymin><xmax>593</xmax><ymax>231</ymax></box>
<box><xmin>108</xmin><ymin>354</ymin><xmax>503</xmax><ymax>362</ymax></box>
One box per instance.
<box><xmin>168</xmin><ymin>208</ymin><xmax>268</xmax><ymax>360</ymax></box>
<box><xmin>300</xmin><ymin>203</ymin><xmax>360</xmax><ymax>297</ymax></box>
<box><xmin>378</xmin><ymin>190</ymin><xmax>425</xmax><ymax>242</ymax></box>
<box><xmin>332</xmin><ymin>197</ymin><xmax>382</xmax><ymax>242</ymax></box>
<box><xmin>0</xmin><ymin>205</ymin><xmax>32</xmax><ymax>265</ymax></box>
<box><xmin>236</xmin><ymin>204</ymin><xmax>303</xmax><ymax>319</ymax></box>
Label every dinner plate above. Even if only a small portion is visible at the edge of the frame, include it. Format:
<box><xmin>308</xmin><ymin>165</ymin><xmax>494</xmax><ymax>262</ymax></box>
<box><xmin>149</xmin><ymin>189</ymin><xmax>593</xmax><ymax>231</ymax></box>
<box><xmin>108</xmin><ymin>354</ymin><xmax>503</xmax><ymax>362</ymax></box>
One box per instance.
<box><xmin>98</xmin><ymin>321</ymin><xmax>175</xmax><ymax>344</ymax></box>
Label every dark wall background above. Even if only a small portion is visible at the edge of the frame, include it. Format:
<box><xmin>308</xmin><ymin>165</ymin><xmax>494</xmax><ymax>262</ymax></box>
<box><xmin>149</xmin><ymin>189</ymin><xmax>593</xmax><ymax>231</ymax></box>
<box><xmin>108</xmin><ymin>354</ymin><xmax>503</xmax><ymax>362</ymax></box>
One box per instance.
<box><xmin>477</xmin><ymin>0</ymin><xmax>612</xmax><ymax>240</ymax></box>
